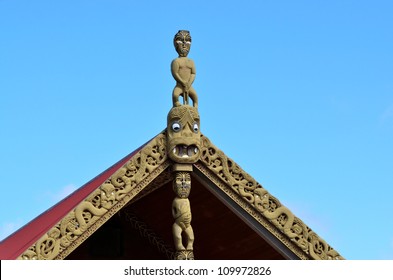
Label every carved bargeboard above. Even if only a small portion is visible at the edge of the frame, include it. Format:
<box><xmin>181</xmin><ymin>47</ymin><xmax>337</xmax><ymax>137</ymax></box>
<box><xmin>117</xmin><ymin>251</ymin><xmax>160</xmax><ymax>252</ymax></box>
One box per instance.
<box><xmin>196</xmin><ymin>135</ymin><xmax>344</xmax><ymax>260</ymax></box>
<box><xmin>18</xmin><ymin>132</ymin><xmax>343</xmax><ymax>260</ymax></box>
<box><xmin>18</xmin><ymin>133</ymin><xmax>168</xmax><ymax>260</ymax></box>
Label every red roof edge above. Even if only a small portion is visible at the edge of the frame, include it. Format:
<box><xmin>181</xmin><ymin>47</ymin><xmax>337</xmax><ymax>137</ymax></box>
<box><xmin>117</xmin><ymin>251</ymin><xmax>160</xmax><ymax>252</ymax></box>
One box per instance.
<box><xmin>0</xmin><ymin>141</ymin><xmax>149</xmax><ymax>260</ymax></box>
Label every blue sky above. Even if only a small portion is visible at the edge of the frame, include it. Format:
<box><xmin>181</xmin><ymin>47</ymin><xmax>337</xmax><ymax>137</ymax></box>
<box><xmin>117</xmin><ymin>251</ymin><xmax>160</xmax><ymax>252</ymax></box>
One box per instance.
<box><xmin>1</xmin><ymin>0</ymin><xmax>392</xmax><ymax>260</ymax></box>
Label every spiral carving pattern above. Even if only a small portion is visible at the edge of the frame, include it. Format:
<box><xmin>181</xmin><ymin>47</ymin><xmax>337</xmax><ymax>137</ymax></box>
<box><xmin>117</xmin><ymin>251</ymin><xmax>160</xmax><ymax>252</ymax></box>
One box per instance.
<box><xmin>19</xmin><ymin>133</ymin><xmax>167</xmax><ymax>260</ymax></box>
<box><xmin>18</xmin><ymin>132</ymin><xmax>343</xmax><ymax>260</ymax></box>
<box><xmin>198</xmin><ymin>135</ymin><xmax>343</xmax><ymax>260</ymax></box>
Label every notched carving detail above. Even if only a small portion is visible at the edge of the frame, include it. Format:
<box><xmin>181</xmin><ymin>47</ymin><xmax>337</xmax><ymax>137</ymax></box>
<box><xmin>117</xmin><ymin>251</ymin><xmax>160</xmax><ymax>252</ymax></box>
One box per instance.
<box><xmin>199</xmin><ymin>135</ymin><xmax>344</xmax><ymax>260</ymax></box>
<box><xmin>175</xmin><ymin>250</ymin><xmax>194</xmax><ymax>260</ymax></box>
<box><xmin>18</xmin><ymin>133</ymin><xmax>168</xmax><ymax>260</ymax></box>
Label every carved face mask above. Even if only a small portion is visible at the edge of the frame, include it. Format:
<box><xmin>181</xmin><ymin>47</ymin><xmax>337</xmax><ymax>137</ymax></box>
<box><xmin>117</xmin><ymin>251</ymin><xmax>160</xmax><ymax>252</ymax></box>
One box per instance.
<box><xmin>174</xmin><ymin>30</ymin><xmax>191</xmax><ymax>57</ymax></box>
<box><xmin>173</xmin><ymin>172</ymin><xmax>191</xmax><ymax>198</ymax></box>
<box><xmin>167</xmin><ymin>105</ymin><xmax>201</xmax><ymax>164</ymax></box>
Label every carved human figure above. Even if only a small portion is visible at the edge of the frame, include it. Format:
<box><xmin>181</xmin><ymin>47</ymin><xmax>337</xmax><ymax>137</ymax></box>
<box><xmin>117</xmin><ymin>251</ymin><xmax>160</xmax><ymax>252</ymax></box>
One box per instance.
<box><xmin>172</xmin><ymin>172</ymin><xmax>194</xmax><ymax>251</ymax></box>
<box><xmin>172</xmin><ymin>30</ymin><xmax>198</xmax><ymax>108</ymax></box>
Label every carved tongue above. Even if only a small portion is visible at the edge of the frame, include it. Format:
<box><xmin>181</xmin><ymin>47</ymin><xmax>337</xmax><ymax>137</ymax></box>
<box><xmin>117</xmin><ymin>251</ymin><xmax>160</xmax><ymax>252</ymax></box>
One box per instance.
<box><xmin>174</xmin><ymin>145</ymin><xmax>198</xmax><ymax>158</ymax></box>
<box><xmin>182</xmin><ymin>145</ymin><xmax>188</xmax><ymax>158</ymax></box>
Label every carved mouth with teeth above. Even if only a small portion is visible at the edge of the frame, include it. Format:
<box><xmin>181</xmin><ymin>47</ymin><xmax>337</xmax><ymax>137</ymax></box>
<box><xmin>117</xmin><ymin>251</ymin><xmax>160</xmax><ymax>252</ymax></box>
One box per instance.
<box><xmin>168</xmin><ymin>142</ymin><xmax>200</xmax><ymax>163</ymax></box>
<box><xmin>173</xmin><ymin>145</ymin><xmax>199</xmax><ymax>158</ymax></box>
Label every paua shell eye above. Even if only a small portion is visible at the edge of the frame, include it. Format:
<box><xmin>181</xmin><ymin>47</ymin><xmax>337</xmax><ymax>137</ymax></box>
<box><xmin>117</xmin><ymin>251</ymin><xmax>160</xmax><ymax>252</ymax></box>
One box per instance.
<box><xmin>193</xmin><ymin>123</ymin><xmax>199</xmax><ymax>133</ymax></box>
<box><xmin>172</xmin><ymin>122</ymin><xmax>181</xmax><ymax>132</ymax></box>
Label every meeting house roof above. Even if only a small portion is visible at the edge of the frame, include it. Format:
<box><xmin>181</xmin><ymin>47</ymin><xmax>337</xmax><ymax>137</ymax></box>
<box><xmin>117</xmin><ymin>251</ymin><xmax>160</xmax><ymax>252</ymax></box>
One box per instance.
<box><xmin>0</xmin><ymin>30</ymin><xmax>344</xmax><ymax>260</ymax></box>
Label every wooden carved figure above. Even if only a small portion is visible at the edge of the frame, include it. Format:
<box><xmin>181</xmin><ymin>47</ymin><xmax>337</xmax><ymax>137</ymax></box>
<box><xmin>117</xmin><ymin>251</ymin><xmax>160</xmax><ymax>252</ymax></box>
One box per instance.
<box><xmin>171</xmin><ymin>30</ymin><xmax>198</xmax><ymax>108</ymax></box>
<box><xmin>172</xmin><ymin>172</ymin><xmax>194</xmax><ymax>259</ymax></box>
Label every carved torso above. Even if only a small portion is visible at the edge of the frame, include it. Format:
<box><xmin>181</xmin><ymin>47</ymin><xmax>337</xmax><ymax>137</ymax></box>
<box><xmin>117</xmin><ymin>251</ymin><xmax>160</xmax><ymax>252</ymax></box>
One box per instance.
<box><xmin>178</xmin><ymin>58</ymin><xmax>195</xmax><ymax>81</ymax></box>
<box><xmin>172</xmin><ymin>197</ymin><xmax>192</xmax><ymax>228</ymax></box>
<box><xmin>172</xmin><ymin>57</ymin><xmax>196</xmax><ymax>86</ymax></box>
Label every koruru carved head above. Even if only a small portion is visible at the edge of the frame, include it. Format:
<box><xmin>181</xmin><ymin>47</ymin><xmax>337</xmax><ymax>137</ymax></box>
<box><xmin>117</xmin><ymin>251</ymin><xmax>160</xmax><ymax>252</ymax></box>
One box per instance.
<box><xmin>167</xmin><ymin>105</ymin><xmax>201</xmax><ymax>164</ymax></box>
<box><xmin>174</xmin><ymin>30</ymin><xmax>192</xmax><ymax>57</ymax></box>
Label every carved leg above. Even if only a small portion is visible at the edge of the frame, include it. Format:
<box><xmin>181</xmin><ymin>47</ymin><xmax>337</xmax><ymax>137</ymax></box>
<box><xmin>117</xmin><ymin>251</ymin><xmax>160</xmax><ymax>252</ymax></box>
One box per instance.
<box><xmin>172</xmin><ymin>223</ymin><xmax>186</xmax><ymax>251</ymax></box>
<box><xmin>172</xmin><ymin>87</ymin><xmax>183</xmax><ymax>107</ymax></box>
<box><xmin>184</xmin><ymin>226</ymin><xmax>194</xmax><ymax>250</ymax></box>
<box><xmin>188</xmin><ymin>88</ymin><xmax>198</xmax><ymax>108</ymax></box>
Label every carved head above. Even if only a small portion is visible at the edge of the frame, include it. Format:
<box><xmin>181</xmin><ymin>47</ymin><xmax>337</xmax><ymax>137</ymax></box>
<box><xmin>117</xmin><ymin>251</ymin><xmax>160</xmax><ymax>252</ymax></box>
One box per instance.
<box><xmin>174</xmin><ymin>30</ymin><xmax>191</xmax><ymax>57</ymax></box>
<box><xmin>175</xmin><ymin>250</ymin><xmax>194</xmax><ymax>260</ymax></box>
<box><xmin>167</xmin><ymin>105</ymin><xmax>201</xmax><ymax>164</ymax></box>
<box><xmin>99</xmin><ymin>183</ymin><xmax>116</xmax><ymax>209</ymax></box>
<box><xmin>173</xmin><ymin>172</ymin><xmax>191</xmax><ymax>198</ymax></box>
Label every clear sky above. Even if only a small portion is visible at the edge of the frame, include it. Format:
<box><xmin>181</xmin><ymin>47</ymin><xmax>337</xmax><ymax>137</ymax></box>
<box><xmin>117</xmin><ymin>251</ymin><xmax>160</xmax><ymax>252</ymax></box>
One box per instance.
<box><xmin>1</xmin><ymin>0</ymin><xmax>392</xmax><ymax>260</ymax></box>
